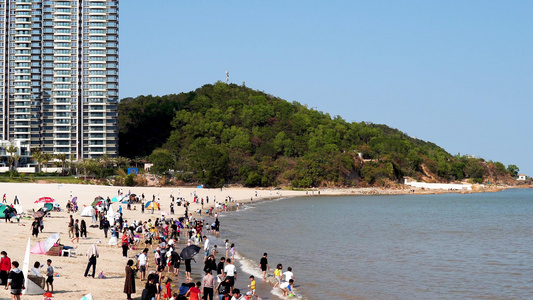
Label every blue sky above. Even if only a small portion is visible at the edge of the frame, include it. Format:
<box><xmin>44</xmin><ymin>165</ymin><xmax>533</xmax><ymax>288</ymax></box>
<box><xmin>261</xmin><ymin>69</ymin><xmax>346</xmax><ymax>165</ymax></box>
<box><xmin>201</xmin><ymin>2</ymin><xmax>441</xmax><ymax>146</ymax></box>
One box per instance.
<box><xmin>119</xmin><ymin>1</ymin><xmax>533</xmax><ymax>175</ymax></box>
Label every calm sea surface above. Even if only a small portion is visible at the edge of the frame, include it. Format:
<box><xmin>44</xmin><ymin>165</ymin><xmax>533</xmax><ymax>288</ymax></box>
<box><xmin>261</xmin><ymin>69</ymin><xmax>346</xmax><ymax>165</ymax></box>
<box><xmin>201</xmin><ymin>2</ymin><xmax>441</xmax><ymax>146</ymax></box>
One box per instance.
<box><xmin>217</xmin><ymin>189</ymin><xmax>533</xmax><ymax>300</ymax></box>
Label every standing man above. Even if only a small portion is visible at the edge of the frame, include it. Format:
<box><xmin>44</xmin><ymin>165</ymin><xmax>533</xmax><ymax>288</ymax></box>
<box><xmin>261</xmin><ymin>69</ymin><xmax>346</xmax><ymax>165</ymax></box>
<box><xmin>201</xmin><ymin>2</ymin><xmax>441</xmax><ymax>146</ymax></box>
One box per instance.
<box><xmin>67</xmin><ymin>215</ymin><xmax>74</xmax><ymax>238</ymax></box>
<box><xmin>101</xmin><ymin>217</ymin><xmax>110</xmax><ymax>238</ymax></box>
<box><xmin>223</xmin><ymin>258</ymin><xmax>237</xmax><ymax>294</ymax></box>
<box><xmin>259</xmin><ymin>253</ymin><xmax>269</xmax><ymax>280</ymax></box>
<box><xmin>137</xmin><ymin>248</ymin><xmax>148</xmax><ymax>281</ymax></box>
<box><xmin>202</xmin><ymin>270</ymin><xmax>215</xmax><ymax>300</ymax></box>
<box><xmin>203</xmin><ymin>236</ymin><xmax>210</xmax><ymax>262</ymax></box>
<box><xmin>216</xmin><ymin>256</ymin><xmax>225</xmax><ymax>283</ymax></box>
<box><xmin>0</xmin><ymin>251</ymin><xmax>11</xmax><ymax>286</ymax></box>
<box><xmin>84</xmin><ymin>244</ymin><xmax>99</xmax><ymax>278</ymax></box>
<box><xmin>2</xmin><ymin>194</ymin><xmax>6</xmax><ymax>203</ymax></box>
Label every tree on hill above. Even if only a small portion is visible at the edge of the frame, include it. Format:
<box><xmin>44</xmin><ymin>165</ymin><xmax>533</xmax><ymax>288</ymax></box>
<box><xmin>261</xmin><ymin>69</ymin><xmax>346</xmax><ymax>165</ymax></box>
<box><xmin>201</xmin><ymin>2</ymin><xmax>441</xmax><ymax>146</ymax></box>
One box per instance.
<box><xmin>118</xmin><ymin>82</ymin><xmax>517</xmax><ymax>187</ymax></box>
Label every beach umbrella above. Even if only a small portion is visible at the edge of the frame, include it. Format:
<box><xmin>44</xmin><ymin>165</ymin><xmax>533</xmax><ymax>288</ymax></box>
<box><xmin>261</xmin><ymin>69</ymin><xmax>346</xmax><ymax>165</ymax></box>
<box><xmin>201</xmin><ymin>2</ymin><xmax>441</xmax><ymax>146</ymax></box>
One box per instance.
<box><xmin>35</xmin><ymin>197</ymin><xmax>54</xmax><ymax>204</ymax></box>
<box><xmin>33</xmin><ymin>210</ymin><xmax>46</xmax><ymax>218</ymax></box>
<box><xmin>111</xmin><ymin>196</ymin><xmax>122</xmax><ymax>202</ymax></box>
<box><xmin>44</xmin><ymin>233</ymin><xmax>60</xmax><ymax>252</ymax></box>
<box><xmin>180</xmin><ymin>245</ymin><xmax>201</xmax><ymax>260</ymax></box>
<box><xmin>72</xmin><ymin>196</ymin><xmax>78</xmax><ymax>204</ymax></box>
<box><xmin>42</xmin><ymin>203</ymin><xmax>54</xmax><ymax>212</ymax></box>
<box><xmin>145</xmin><ymin>201</ymin><xmax>160</xmax><ymax>210</ymax></box>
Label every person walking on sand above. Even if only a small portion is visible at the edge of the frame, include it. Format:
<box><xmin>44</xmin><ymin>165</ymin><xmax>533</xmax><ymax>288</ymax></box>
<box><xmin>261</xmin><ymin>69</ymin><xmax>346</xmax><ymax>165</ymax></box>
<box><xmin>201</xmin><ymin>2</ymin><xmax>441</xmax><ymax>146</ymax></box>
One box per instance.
<box><xmin>80</xmin><ymin>219</ymin><xmax>87</xmax><ymax>239</ymax></box>
<box><xmin>71</xmin><ymin>219</ymin><xmax>80</xmax><ymax>243</ymax></box>
<box><xmin>84</xmin><ymin>244</ymin><xmax>99</xmax><ymax>278</ymax></box>
<box><xmin>5</xmin><ymin>261</ymin><xmax>24</xmax><ymax>300</ymax></box>
<box><xmin>124</xmin><ymin>259</ymin><xmax>136</xmax><ymax>300</ymax></box>
<box><xmin>31</xmin><ymin>218</ymin><xmax>40</xmax><ymax>238</ymax></box>
<box><xmin>45</xmin><ymin>259</ymin><xmax>53</xmax><ymax>293</ymax></box>
<box><xmin>67</xmin><ymin>215</ymin><xmax>74</xmax><ymax>238</ymax></box>
<box><xmin>259</xmin><ymin>253</ymin><xmax>269</xmax><ymax>280</ymax></box>
<box><xmin>121</xmin><ymin>229</ymin><xmax>129</xmax><ymax>257</ymax></box>
<box><xmin>138</xmin><ymin>248</ymin><xmax>148</xmax><ymax>281</ymax></box>
<box><xmin>2</xmin><ymin>194</ymin><xmax>6</xmax><ymax>203</ymax></box>
<box><xmin>101</xmin><ymin>217</ymin><xmax>110</xmax><ymax>238</ymax></box>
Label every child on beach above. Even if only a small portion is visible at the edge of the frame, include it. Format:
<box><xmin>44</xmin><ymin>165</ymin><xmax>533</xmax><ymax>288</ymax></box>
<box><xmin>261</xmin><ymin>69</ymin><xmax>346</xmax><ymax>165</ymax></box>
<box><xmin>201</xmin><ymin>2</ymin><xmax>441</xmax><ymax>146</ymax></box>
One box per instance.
<box><xmin>279</xmin><ymin>279</ymin><xmax>294</xmax><ymax>297</ymax></box>
<box><xmin>163</xmin><ymin>278</ymin><xmax>172</xmax><ymax>299</ymax></box>
<box><xmin>273</xmin><ymin>264</ymin><xmax>283</xmax><ymax>288</ymax></box>
<box><xmin>45</xmin><ymin>259</ymin><xmax>54</xmax><ymax>293</ymax></box>
<box><xmin>225</xmin><ymin>239</ymin><xmax>229</xmax><ymax>258</ymax></box>
<box><xmin>248</xmin><ymin>275</ymin><xmax>257</xmax><ymax>299</ymax></box>
<box><xmin>230</xmin><ymin>244</ymin><xmax>235</xmax><ymax>261</ymax></box>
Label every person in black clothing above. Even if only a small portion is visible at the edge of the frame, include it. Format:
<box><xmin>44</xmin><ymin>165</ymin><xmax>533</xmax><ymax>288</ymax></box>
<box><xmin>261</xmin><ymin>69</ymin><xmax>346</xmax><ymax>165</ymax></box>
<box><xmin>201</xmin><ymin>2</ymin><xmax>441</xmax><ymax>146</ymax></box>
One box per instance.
<box><xmin>6</xmin><ymin>261</ymin><xmax>25</xmax><ymax>300</ymax></box>
<box><xmin>216</xmin><ymin>277</ymin><xmax>232</xmax><ymax>300</ymax></box>
<box><xmin>80</xmin><ymin>219</ymin><xmax>87</xmax><ymax>239</ymax></box>
<box><xmin>31</xmin><ymin>218</ymin><xmax>40</xmax><ymax>238</ymax></box>
<box><xmin>217</xmin><ymin>257</ymin><xmax>225</xmax><ymax>281</ymax></box>
<box><xmin>185</xmin><ymin>259</ymin><xmax>192</xmax><ymax>281</ymax></box>
<box><xmin>141</xmin><ymin>273</ymin><xmax>157</xmax><ymax>300</ymax></box>
<box><xmin>101</xmin><ymin>217</ymin><xmax>110</xmax><ymax>238</ymax></box>
<box><xmin>203</xmin><ymin>255</ymin><xmax>217</xmax><ymax>274</ymax></box>
<box><xmin>260</xmin><ymin>252</ymin><xmax>269</xmax><ymax>280</ymax></box>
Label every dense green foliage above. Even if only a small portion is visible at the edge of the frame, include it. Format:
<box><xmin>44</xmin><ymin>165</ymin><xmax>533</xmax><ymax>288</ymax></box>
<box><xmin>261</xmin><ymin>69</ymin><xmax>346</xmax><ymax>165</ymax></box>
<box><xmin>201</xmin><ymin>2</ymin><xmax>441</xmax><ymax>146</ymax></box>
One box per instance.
<box><xmin>119</xmin><ymin>82</ymin><xmax>516</xmax><ymax>187</ymax></box>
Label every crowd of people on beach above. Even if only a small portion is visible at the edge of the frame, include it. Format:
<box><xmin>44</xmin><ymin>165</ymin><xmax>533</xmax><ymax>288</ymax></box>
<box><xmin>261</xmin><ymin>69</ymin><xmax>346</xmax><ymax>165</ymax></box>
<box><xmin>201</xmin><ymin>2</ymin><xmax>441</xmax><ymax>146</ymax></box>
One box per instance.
<box><xmin>0</xmin><ymin>190</ymin><xmax>299</xmax><ymax>300</ymax></box>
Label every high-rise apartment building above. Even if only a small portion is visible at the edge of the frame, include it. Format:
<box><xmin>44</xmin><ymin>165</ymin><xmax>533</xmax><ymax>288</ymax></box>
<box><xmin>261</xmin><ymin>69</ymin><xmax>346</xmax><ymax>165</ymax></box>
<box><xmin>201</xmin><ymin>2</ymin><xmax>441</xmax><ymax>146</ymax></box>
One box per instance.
<box><xmin>0</xmin><ymin>0</ymin><xmax>118</xmax><ymax>161</ymax></box>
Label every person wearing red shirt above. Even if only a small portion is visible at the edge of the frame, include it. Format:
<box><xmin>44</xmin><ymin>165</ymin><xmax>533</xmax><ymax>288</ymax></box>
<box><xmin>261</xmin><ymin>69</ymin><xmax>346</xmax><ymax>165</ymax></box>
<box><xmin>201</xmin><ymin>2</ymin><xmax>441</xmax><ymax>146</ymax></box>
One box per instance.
<box><xmin>0</xmin><ymin>251</ymin><xmax>11</xmax><ymax>286</ymax></box>
<box><xmin>121</xmin><ymin>230</ymin><xmax>129</xmax><ymax>258</ymax></box>
<box><xmin>185</xmin><ymin>281</ymin><xmax>202</xmax><ymax>300</ymax></box>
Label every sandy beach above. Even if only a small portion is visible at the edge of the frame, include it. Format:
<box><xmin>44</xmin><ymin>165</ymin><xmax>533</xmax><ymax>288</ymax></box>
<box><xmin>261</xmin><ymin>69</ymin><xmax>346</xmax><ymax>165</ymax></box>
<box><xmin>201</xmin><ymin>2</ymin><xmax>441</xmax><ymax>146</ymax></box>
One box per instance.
<box><xmin>0</xmin><ymin>183</ymin><xmax>322</xmax><ymax>300</ymax></box>
<box><xmin>0</xmin><ymin>182</ymin><xmax>518</xmax><ymax>300</ymax></box>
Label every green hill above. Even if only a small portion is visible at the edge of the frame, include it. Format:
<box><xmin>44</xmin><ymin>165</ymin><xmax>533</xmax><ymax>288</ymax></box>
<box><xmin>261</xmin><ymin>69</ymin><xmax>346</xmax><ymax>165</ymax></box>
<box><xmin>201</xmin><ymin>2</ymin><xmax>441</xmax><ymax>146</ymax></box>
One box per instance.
<box><xmin>119</xmin><ymin>82</ymin><xmax>517</xmax><ymax>187</ymax></box>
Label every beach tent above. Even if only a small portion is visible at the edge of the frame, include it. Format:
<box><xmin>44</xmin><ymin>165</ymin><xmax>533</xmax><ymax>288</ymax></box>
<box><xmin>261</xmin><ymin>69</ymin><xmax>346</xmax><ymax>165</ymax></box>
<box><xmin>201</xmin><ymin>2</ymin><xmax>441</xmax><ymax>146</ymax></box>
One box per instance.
<box><xmin>80</xmin><ymin>206</ymin><xmax>95</xmax><ymax>217</ymax></box>
<box><xmin>145</xmin><ymin>201</ymin><xmax>160</xmax><ymax>210</ymax></box>
<box><xmin>91</xmin><ymin>196</ymin><xmax>104</xmax><ymax>206</ymax></box>
<box><xmin>22</xmin><ymin>238</ymin><xmax>46</xmax><ymax>295</ymax></box>
<box><xmin>111</xmin><ymin>196</ymin><xmax>122</xmax><ymax>203</ymax></box>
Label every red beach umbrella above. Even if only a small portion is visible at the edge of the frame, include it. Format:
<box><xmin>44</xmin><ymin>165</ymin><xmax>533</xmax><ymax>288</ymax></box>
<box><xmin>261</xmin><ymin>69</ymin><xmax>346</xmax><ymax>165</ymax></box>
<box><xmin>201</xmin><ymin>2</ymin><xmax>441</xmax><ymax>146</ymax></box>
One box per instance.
<box><xmin>35</xmin><ymin>197</ymin><xmax>55</xmax><ymax>204</ymax></box>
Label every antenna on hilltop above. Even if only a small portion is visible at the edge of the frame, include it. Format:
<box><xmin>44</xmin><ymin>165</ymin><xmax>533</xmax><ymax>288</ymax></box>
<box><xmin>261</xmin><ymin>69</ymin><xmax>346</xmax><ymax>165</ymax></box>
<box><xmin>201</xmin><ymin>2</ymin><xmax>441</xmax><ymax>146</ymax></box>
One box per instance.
<box><xmin>225</xmin><ymin>71</ymin><xmax>229</xmax><ymax>84</ymax></box>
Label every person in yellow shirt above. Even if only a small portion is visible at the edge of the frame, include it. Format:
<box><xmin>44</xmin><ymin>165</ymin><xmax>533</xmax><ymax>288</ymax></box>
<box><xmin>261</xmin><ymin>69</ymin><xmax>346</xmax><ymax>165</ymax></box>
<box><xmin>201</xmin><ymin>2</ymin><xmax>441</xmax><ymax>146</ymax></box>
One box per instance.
<box><xmin>248</xmin><ymin>275</ymin><xmax>257</xmax><ymax>299</ymax></box>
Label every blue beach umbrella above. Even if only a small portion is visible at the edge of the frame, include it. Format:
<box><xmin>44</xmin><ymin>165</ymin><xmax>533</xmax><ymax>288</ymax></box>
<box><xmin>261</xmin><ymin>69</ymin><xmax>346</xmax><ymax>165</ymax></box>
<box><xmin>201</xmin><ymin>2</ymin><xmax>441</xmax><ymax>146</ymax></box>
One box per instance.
<box><xmin>111</xmin><ymin>196</ymin><xmax>122</xmax><ymax>202</ymax></box>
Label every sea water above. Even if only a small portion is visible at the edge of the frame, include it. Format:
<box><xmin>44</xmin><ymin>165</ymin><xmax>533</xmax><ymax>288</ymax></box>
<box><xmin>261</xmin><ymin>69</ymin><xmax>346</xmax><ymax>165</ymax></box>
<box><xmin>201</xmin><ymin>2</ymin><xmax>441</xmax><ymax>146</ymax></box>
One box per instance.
<box><xmin>216</xmin><ymin>189</ymin><xmax>533</xmax><ymax>299</ymax></box>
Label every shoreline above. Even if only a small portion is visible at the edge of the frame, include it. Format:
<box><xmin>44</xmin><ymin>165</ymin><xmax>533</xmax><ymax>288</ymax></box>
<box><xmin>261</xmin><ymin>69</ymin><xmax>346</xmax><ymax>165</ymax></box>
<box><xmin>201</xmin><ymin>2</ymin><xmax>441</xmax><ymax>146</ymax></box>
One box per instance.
<box><xmin>0</xmin><ymin>182</ymin><xmax>529</xmax><ymax>300</ymax></box>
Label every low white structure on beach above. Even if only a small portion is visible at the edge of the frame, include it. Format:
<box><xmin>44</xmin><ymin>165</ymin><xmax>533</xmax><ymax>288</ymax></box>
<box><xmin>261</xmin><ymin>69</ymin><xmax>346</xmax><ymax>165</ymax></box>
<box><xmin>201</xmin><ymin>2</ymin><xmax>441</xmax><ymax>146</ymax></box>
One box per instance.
<box><xmin>517</xmin><ymin>174</ymin><xmax>527</xmax><ymax>180</ymax></box>
<box><xmin>404</xmin><ymin>179</ymin><xmax>473</xmax><ymax>191</ymax></box>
